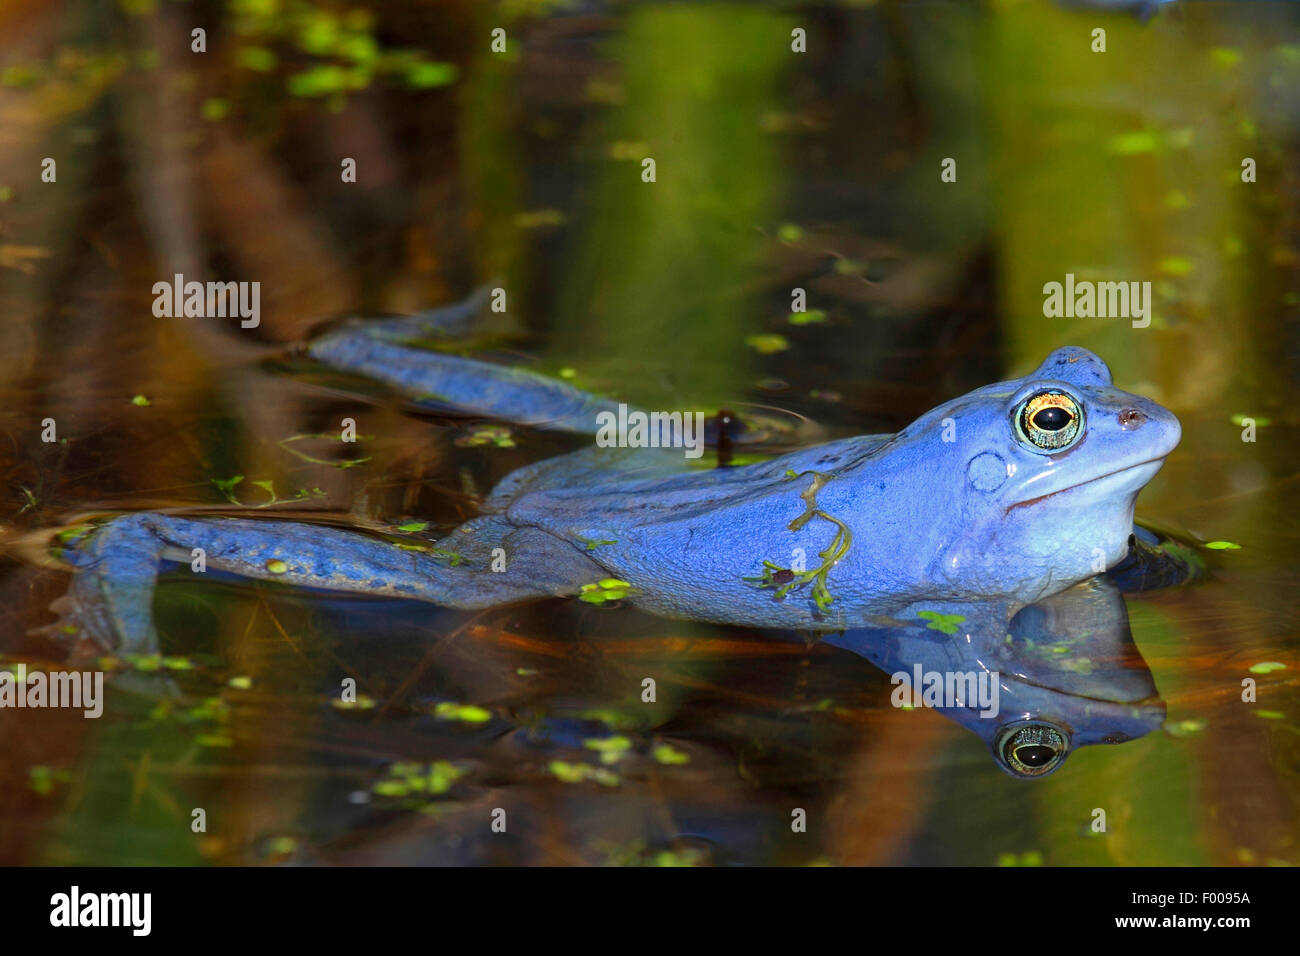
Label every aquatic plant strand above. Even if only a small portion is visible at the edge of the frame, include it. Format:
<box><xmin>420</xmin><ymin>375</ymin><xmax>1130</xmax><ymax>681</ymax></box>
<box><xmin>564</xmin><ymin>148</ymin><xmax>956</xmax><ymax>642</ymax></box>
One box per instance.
<box><xmin>746</xmin><ymin>471</ymin><xmax>853</xmax><ymax>613</ymax></box>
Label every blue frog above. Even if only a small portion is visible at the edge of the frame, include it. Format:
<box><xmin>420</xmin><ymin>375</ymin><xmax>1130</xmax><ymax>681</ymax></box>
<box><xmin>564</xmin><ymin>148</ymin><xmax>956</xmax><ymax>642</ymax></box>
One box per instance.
<box><xmin>45</xmin><ymin>290</ymin><xmax>1181</xmax><ymax>669</ymax></box>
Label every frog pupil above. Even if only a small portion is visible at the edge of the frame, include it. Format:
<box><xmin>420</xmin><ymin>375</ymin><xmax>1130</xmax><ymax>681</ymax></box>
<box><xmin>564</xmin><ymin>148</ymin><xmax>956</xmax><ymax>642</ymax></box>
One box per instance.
<box><xmin>1015</xmin><ymin>745</ymin><xmax>1055</xmax><ymax>767</ymax></box>
<box><xmin>1032</xmin><ymin>406</ymin><xmax>1070</xmax><ymax>431</ymax></box>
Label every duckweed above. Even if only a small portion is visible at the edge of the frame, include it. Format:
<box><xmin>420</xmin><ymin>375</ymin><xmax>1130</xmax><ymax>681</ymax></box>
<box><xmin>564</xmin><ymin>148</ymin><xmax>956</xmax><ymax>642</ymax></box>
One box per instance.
<box><xmin>549</xmin><ymin>760</ymin><xmax>620</xmax><ymax>787</ymax></box>
<box><xmin>652</xmin><ymin>744</ymin><xmax>690</xmax><ymax>765</ymax></box>
<box><xmin>433</xmin><ymin>702</ymin><xmax>492</xmax><ymax>724</ymax></box>
<box><xmin>579</xmin><ymin>579</ymin><xmax>636</xmax><ymax>604</ymax></box>
<box><xmin>916</xmin><ymin>611</ymin><xmax>967</xmax><ymax>635</ymax></box>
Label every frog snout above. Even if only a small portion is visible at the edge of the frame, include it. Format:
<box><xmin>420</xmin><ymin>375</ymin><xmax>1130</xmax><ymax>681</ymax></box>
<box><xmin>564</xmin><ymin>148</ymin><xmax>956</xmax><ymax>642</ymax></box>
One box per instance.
<box><xmin>1122</xmin><ymin>397</ymin><xmax>1181</xmax><ymax>455</ymax></box>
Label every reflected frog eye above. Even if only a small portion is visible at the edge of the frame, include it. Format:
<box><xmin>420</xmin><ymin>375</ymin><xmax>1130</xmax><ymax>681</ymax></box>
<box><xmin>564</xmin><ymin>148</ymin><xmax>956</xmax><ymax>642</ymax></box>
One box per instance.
<box><xmin>995</xmin><ymin>722</ymin><xmax>1069</xmax><ymax>778</ymax></box>
<box><xmin>1014</xmin><ymin>390</ymin><xmax>1083</xmax><ymax>452</ymax></box>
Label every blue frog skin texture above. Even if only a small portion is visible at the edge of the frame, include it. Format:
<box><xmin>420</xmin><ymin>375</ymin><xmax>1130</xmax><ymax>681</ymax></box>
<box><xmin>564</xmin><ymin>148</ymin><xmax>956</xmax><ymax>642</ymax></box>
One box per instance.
<box><xmin>45</xmin><ymin>294</ymin><xmax>1180</xmax><ymax>661</ymax></box>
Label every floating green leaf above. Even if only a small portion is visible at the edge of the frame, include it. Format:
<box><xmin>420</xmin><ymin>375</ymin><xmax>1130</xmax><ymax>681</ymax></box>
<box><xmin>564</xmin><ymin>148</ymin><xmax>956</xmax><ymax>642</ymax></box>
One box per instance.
<box><xmin>549</xmin><ymin>760</ymin><xmax>619</xmax><ymax>787</ymax></box>
<box><xmin>1165</xmin><ymin>718</ymin><xmax>1207</xmax><ymax>737</ymax></box>
<box><xmin>332</xmin><ymin>695</ymin><xmax>376</xmax><ymax>711</ymax></box>
<box><xmin>917</xmin><ymin>610</ymin><xmax>966</xmax><ymax>635</ymax></box>
<box><xmin>433</xmin><ymin>702</ymin><xmax>492</xmax><ymax>724</ymax></box>
<box><xmin>653</xmin><ymin>744</ymin><xmax>690</xmax><ymax>765</ymax></box>
<box><xmin>578</xmin><ymin>579</ymin><xmax>638</xmax><ymax>604</ymax></box>
<box><xmin>406</xmin><ymin>61</ymin><xmax>457</xmax><ymax>89</ymax></box>
<box><xmin>745</xmin><ymin>334</ymin><xmax>789</xmax><ymax>354</ymax></box>
<box><xmin>1248</xmin><ymin>662</ymin><xmax>1286</xmax><ymax>675</ymax></box>
<box><xmin>1230</xmin><ymin>414</ymin><xmax>1270</xmax><ymax>427</ymax></box>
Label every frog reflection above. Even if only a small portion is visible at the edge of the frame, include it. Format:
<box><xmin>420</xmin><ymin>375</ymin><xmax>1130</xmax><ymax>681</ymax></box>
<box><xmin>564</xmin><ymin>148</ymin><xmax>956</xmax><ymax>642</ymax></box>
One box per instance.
<box><xmin>825</xmin><ymin>573</ymin><xmax>1172</xmax><ymax>779</ymax></box>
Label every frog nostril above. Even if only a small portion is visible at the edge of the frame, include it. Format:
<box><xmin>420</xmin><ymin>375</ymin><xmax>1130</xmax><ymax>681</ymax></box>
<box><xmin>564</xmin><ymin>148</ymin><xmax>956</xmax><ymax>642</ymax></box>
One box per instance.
<box><xmin>1118</xmin><ymin>408</ymin><xmax>1147</xmax><ymax>430</ymax></box>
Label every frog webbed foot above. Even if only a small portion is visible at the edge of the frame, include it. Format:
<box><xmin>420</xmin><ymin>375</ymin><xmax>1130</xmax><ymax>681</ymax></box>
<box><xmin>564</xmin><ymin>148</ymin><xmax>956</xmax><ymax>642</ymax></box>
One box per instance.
<box><xmin>44</xmin><ymin>512</ymin><xmax>608</xmax><ymax>660</ymax></box>
<box><xmin>41</xmin><ymin>513</ymin><xmax>172</xmax><ymax>657</ymax></box>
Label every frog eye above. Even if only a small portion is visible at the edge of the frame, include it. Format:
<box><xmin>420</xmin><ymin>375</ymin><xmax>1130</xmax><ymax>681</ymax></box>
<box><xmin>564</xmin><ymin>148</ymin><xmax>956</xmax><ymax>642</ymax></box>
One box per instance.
<box><xmin>994</xmin><ymin>722</ymin><xmax>1069</xmax><ymax>778</ymax></box>
<box><xmin>1013</xmin><ymin>390</ymin><xmax>1083</xmax><ymax>452</ymax></box>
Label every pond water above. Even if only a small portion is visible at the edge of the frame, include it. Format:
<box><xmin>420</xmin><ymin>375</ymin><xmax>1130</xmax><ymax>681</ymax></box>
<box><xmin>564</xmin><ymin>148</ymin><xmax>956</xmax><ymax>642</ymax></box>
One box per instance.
<box><xmin>0</xmin><ymin>0</ymin><xmax>1297</xmax><ymax>866</ymax></box>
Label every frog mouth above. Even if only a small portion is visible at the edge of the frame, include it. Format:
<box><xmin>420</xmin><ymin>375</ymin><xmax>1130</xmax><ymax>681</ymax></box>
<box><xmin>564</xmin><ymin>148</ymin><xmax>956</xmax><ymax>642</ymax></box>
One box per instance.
<box><xmin>1008</xmin><ymin>457</ymin><xmax>1166</xmax><ymax>511</ymax></box>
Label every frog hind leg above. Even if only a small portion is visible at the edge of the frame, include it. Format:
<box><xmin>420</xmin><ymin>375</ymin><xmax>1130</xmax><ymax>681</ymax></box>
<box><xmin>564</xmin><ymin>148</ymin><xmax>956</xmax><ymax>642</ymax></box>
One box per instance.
<box><xmin>43</xmin><ymin>513</ymin><xmax>605</xmax><ymax>656</ymax></box>
<box><xmin>307</xmin><ymin>287</ymin><xmax>623</xmax><ymax>433</ymax></box>
<box><xmin>307</xmin><ymin>287</ymin><xmax>787</xmax><ymax>446</ymax></box>
<box><xmin>309</xmin><ymin>331</ymin><xmax>623</xmax><ymax>432</ymax></box>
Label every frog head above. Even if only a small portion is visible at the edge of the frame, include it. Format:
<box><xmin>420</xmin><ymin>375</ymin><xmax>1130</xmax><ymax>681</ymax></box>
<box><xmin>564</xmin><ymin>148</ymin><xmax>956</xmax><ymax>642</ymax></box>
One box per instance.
<box><xmin>901</xmin><ymin>347</ymin><xmax>1180</xmax><ymax>606</ymax></box>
